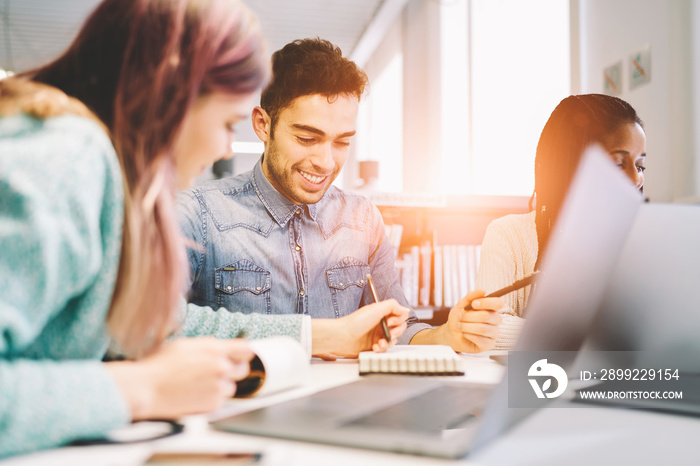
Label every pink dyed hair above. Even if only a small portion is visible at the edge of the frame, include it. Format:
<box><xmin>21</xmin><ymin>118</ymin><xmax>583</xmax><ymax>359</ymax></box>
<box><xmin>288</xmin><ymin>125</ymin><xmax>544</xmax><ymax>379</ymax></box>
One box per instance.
<box><xmin>28</xmin><ymin>0</ymin><xmax>269</xmax><ymax>356</ymax></box>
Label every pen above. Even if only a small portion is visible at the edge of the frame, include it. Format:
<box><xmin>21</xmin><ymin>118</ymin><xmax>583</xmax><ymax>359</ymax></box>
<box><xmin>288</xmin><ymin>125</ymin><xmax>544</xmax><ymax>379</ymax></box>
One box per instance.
<box><xmin>464</xmin><ymin>271</ymin><xmax>540</xmax><ymax>310</ymax></box>
<box><xmin>366</xmin><ymin>274</ymin><xmax>392</xmax><ymax>342</ymax></box>
<box><xmin>146</xmin><ymin>452</ymin><xmax>263</xmax><ymax>463</ymax></box>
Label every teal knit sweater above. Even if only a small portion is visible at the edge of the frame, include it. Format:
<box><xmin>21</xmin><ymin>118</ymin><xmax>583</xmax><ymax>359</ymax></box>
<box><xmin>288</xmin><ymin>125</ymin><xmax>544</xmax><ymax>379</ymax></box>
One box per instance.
<box><xmin>0</xmin><ymin>113</ymin><xmax>128</xmax><ymax>457</ymax></box>
<box><xmin>0</xmin><ymin>113</ymin><xmax>305</xmax><ymax>458</ymax></box>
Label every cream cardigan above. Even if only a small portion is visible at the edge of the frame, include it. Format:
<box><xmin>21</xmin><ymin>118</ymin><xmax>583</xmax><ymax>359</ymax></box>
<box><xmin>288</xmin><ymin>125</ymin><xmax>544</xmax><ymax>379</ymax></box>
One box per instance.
<box><xmin>476</xmin><ymin>211</ymin><xmax>537</xmax><ymax>350</ymax></box>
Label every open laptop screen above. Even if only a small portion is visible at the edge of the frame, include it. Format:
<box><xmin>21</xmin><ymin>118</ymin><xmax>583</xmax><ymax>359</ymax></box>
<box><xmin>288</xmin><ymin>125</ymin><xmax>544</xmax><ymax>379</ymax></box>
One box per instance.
<box><xmin>472</xmin><ymin>145</ymin><xmax>643</xmax><ymax>450</ymax></box>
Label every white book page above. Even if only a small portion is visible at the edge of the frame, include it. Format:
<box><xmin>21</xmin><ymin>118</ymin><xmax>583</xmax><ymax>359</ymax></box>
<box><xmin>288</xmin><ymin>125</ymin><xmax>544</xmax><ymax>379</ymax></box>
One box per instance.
<box><xmin>243</xmin><ymin>336</ymin><xmax>310</xmax><ymax>397</ymax></box>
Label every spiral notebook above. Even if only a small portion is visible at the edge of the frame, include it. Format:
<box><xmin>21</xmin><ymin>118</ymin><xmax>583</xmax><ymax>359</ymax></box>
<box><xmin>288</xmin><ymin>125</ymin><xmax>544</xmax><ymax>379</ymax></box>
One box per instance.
<box><xmin>358</xmin><ymin>345</ymin><xmax>465</xmax><ymax>375</ymax></box>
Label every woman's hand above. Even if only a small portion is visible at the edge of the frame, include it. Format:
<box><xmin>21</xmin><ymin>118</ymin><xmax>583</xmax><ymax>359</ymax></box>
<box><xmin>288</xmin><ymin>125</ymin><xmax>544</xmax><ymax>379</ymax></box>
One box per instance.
<box><xmin>107</xmin><ymin>337</ymin><xmax>253</xmax><ymax>420</ymax></box>
<box><xmin>311</xmin><ymin>299</ymin><xmax>409</xmax><ymax>360</ymax></box>
<box><xmin>444</xmin><ymin>290</ymin><xmax>503</xmax><ymax>353</ymax></box>
<box><xmin>409</xmin><ymin>290</ymin><xmax>503</xmax><ymax>353</ymax></box>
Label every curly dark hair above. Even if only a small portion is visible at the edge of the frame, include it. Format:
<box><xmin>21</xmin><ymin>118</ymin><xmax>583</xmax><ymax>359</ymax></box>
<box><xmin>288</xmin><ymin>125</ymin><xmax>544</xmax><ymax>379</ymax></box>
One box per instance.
<box><xmin>260</xmin><ymin>37</ymin><xmax>368</xmax><ymax>131</ymax></box>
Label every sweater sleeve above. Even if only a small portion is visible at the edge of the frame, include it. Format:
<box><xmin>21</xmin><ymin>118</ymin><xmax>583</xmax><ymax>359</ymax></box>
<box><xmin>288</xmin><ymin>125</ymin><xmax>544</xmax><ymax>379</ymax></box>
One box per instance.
<box><xmin>0</xmin><ymin>115</ymin><xmax>129</xmax><ymax>458</ymax></box>
<box><xmin>493</xmin><ymin>315</ymin><xmax>526</xmax><ymax>350</ymax></box>
<box><xmin>477</xmin><ymin>220</ymin><xmax>522</xmax><ymax>318</ymax></box>
<box><xmin>0</xmin><ymin>361</ymin><xmax>129</xmax><ymax>458</ymax></box>
<box><xmin>177</xmin><ymin>301</ymin><xmax>308</xmax><ymax>345</ymax></box>
<box><xmin>476</xmin><ymin>215</ymin><xmax>534</xmax><ymax>350</ymax></box>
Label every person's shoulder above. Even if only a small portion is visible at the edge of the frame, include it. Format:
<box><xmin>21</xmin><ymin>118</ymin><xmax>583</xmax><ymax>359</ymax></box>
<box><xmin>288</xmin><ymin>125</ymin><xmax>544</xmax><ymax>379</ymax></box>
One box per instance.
<box><xmin>47</xmin><ymin>114</ymin><xmax>114</xmax><ymax>154</ymax></box>
<box><xmin>1</xmin><ymin>116</ymin><xmax>120</xmax><ymax>193</ymax></box>
<box><xmin>1</xmin><ymin>78</ymin><xmax>117</xmax><ymax>171</ymax></box>
<box><xmin>314</xmin><ymin>186</ymin><xmax>378</xmax><ymax>229</ymax></box>
<box><xmin>322</xmin><ymin>186</ymin><xmax>377</xmax><ymax>209</ymax></box>
<box><xmin>485</xmin><ymin>211</ymin><xmax>536</xmax><ymax>240</ymax></box>
<box><xmin>183</xmin><ymin>171</ymin><xmax>256</xmax><ymax>199</ymax></box>
<box><xmin>0</xmin><ymin>78</ymin><xmax>102</xmax><ymax>122</ymax></box>
<box><xmin>490</xmin><ymin>210</ymin><xmax>535</xmax><ymax>228</ymax></box>
<box><xmin>43</xmin><ymin>115</ymin><xmax>119</xmax><ymax>184</ymax></box>
<box><xmin>1</xmin><ymin>110</ymin><xmax>100</xmax><ymax>137</ymax></box>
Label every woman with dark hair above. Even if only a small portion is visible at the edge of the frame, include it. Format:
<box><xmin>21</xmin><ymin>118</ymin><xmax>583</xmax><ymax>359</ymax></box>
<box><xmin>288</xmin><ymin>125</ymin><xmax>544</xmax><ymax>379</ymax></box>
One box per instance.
<box><xmin>0</xmin><ymin>0</ymin><xmax>407</xmax><ymax>457</ymax></box>
<box><xmin>476</xmin><ymin>94</ymin><xmax>647</xmax><ymax>349</ymax></box>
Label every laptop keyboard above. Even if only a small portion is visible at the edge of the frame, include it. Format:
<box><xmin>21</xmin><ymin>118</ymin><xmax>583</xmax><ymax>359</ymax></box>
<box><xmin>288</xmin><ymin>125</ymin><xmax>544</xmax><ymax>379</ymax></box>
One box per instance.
<box><xmin>343</xmin><ymin>385</ymin><xmax>491</xmax><ymax>433</ymax></box>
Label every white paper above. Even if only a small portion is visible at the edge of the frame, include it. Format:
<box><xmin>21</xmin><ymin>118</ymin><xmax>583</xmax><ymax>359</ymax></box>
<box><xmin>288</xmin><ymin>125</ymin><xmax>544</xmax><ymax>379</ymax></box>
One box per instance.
<box><xmin>247</xmin><ymin>336</ymin><xmax>310</xmax><ymax>397</ymax></box>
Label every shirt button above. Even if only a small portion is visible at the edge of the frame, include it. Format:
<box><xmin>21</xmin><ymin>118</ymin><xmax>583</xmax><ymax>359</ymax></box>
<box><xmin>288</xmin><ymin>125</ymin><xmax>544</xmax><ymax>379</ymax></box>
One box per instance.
<box><xmin>226</xmin><ymin>285</ymin><xmax>232</xmax><ymax>291</ymax></box>
<box><xmin>360</xmin><ymin>279</ymin><xmax>365</xmax><ymax>284</ymax></box>
<box><xmin>296</xmin><ymin>209</ymin><xmax>302</xmax><ymax>216</ymax></box>
<box><xmin>256</xmin><ymin>286</ymin><xmax>261</xmax><ymax>291</ymax></box>
<box><xmin>295</xmin><ymin>245</ymin><xmax>301</xmax><ymax>251</ymax></box>
<box><xmin>339</xmin><ymin>282</ymin><xmax>344</xmax><ymax>287</ymax></box>
<box><xmin>299</xmin><ymin>290</ymin><xmax>305</xmax><ymax>296</ymax></box>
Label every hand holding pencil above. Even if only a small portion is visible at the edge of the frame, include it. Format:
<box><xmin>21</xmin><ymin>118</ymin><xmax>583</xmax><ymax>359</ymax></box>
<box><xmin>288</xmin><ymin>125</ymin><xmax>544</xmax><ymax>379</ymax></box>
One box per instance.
<box><xmin>310</xmin><ymin>284</ymin><xmax>409</xmax><ymax>360</ymax></box>
<box><xmin>366</xmin><ymin>274</ymin><xmax>392</xmax><ymax>342</ymax></box>
<box><xmin>463</xmin><ymin>271</ymin><xmax>540</xmax><ymax>310</ymax></box>
<box><xmin>444</xmin><ymin>272</ymin><xmax>540</xmax><ymax>353</ymax></box>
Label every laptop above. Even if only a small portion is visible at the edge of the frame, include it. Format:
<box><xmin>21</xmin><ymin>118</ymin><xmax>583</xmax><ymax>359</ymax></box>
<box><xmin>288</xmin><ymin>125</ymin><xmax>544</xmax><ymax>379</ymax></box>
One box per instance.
<box><xmin>585</xmin><ymin>202</ymin><xmax>700</xmax><ymax>368</ymax></box>
<box><xmin>212</xmin><ymin>146</ymin><xmax>643</xmax><ymax>458</ymax></box>
<box><xmin>573</xmin><ymin>202</ymin><xmax>700</xmax><ymax>414</ymax></box>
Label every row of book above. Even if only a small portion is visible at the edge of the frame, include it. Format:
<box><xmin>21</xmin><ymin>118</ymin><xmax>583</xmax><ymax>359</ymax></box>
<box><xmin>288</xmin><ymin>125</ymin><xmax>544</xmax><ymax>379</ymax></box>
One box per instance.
<box><xmin>384</xmin><ymin>223</ymin><xmax>404</xmax><ymax>254</ymax></box>
<box><xmin>395</xmin><ymin>242</ymin><xmax>482</xmax><ymax>309</ymax></box>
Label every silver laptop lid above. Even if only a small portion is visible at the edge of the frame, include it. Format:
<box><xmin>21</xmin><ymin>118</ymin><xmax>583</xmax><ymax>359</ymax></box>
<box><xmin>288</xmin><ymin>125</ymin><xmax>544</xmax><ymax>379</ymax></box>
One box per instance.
<box><xmin>472</xmin><ymin>145</ymin><xmax>643</xmax><ymax>451</ymax></box>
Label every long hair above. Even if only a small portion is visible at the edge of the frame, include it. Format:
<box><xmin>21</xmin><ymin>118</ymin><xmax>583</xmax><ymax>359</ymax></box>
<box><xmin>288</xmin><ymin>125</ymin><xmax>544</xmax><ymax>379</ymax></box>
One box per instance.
<box><xmin>532</xmin><ymin>94</ymin><xmax>643</xmax><ymax>270</ymax></box>
<box><xmin>24</xmin><ymin>0</ymin><xmax>268</xmax><ymax>356</ymax></box>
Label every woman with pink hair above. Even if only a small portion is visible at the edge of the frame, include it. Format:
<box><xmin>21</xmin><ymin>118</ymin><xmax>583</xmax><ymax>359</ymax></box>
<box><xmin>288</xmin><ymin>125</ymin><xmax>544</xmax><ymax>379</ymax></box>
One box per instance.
<box><xmin>0</xmin><ymin>0</ymin><xmax>407</xmax><ymax>457</ymax></box>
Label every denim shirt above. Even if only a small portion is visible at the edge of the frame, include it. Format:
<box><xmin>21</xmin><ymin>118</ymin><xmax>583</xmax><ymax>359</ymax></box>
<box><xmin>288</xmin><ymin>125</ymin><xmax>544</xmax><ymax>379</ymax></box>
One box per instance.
<box><xmin>177</xmin><ymin>159</ymin><xmax>429</xmax><ymax>344</ymax></box>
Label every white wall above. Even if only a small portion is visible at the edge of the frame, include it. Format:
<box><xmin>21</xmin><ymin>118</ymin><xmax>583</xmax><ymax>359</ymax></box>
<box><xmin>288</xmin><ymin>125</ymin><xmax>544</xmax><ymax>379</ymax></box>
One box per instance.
<box><xmin>577</xmin><ymin>0</ymin><xmax>697</xmax><ymax>202</ymax></box>
<box><xmin>402</xmin><ymin>0</ymin><xmax>443</xmax><ymax>192</ymax></box>
<box><xmin>349</xmin><ymin>13</ymin><xmax>405</xmax><ymax>192</ymax></box>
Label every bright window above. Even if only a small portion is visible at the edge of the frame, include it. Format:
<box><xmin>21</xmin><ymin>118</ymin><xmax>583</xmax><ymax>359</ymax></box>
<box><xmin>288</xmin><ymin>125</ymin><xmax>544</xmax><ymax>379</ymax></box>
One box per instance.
<box><xmin>447</xmin><ymin>0</ymin><xmax>571</xmax><ymax>196</ymax></box>
<box><xmin>355</xmin><ymin>0</ymin><xmax>570</xmax><ymax>197</ymax></box>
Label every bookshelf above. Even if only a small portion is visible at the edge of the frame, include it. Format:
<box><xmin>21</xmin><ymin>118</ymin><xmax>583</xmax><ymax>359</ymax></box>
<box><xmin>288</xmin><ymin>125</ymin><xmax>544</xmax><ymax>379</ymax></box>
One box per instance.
<box><xmin>375</xmin><ymin>193</ymin><xmax>530</xmax><ymax>324</ymax></box>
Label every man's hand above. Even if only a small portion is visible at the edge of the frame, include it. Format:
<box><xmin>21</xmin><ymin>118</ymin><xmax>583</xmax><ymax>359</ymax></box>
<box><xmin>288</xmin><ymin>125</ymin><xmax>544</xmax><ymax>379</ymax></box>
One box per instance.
<box><xmin>410</xmin><ymin>290</ymin><xmax>503</xmax><ymax>353</ymax></box>
<box><xmin>311</xmin><ymin>299</ymin><xmax>409</xmax><ymax>359</ymax></box>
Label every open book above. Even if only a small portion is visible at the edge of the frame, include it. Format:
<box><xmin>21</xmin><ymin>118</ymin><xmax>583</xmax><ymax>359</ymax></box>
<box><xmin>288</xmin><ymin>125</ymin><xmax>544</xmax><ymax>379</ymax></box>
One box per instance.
<box><xmin>359</xmin><ymin>345</ymin><xmax>465</xmax><ymax>376</ymax></box>
<box><xmin>234</xmin><ymin>336</ymin><xmax>310</xmax><ymax>397</ymax></box>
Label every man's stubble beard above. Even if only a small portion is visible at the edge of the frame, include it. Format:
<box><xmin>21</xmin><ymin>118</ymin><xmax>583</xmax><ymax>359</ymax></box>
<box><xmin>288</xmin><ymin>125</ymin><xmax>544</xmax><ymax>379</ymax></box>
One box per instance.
<box><xmin>264</xmin><ymin>140</ymin><xmax>338</xmax><ymax>205</ymax></box>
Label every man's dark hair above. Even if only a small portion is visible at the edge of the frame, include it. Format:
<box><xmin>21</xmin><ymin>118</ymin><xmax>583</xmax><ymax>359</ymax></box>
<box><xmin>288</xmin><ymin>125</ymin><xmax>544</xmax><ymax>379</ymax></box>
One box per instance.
<box><xmin>260</xmin><ymin>38</ymin><xmax>368</xmax><ymax>128</ymax></box>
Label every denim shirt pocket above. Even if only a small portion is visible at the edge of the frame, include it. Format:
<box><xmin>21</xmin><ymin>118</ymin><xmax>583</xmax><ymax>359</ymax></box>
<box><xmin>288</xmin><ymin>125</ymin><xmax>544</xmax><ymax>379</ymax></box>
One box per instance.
<box><xmin>326</xmin><ymin>257</ymin><xmax>370</xmax><ymax>318</ymax></box>
<box><xmin>215</xmin><ymin>260</ymin><xmax>271</xmax><ymax>314</ymax></box>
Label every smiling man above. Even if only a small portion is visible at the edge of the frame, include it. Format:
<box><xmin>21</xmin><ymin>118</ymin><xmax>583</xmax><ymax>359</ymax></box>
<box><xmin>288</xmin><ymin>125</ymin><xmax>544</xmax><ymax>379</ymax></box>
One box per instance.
<box><xmin>258</xmin><ymin>94</ymin><xmax>356</xmax><ymax>205</ymax></box>
<box><xmin>177</xmin><ymin>38</ymin><xmax>503</xmax><ymax>356</ymax></box>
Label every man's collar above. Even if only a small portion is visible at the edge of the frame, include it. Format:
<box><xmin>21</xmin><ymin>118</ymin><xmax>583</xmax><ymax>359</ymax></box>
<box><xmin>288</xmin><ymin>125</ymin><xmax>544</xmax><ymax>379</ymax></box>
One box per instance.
<box><xmin>251</xmin><ymin>158</ymin><xmax>319</xmax><ymax>226</ymax></box>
